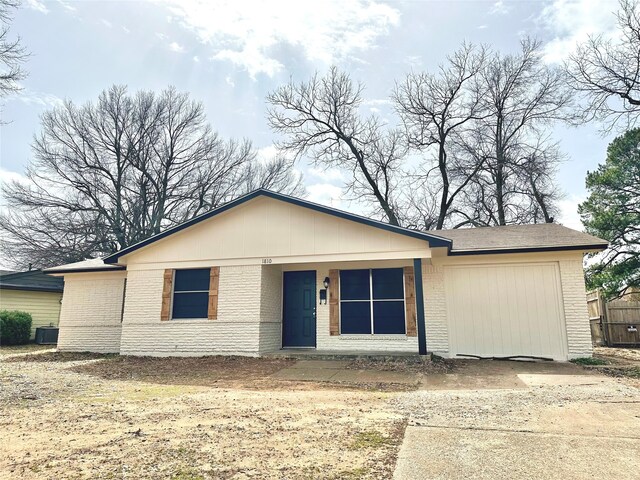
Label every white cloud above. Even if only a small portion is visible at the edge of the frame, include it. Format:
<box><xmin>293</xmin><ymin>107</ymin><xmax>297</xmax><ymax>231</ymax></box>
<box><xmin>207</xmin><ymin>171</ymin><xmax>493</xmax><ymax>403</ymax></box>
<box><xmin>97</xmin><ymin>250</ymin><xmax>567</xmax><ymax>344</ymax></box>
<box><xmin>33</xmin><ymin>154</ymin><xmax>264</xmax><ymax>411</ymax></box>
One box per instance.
<box><xmin>101</xmin><ymin>19</ymin><xmax>113</xmax><ymax>28</ymax></box>
<box><xmin>255</xmin><ymin>145</ymin><xmax>280</xmax><ymax>164</ymax></box>
<box><xmin>538</xmin><ymin>0</ymin><xmax>619</xmax><ymax>63</ymax></box>
<box><xmin>557</xmin><ymin>194</ymin><xmax>586</xmax><ymax>231</ymax></box>
<box><xmin>490</xmin><ymin>1</ymin><xmax>509</xmax><ymax>15</ymax></box>
<box><xmin>193</xmin><ymin>55</ymin><xmax>200</xmax><ymax>62</ymax></box>
<box><xmin>57</xmin><ymin>1</ymin><xmax>77</xmax><ymax>12</ymax></box>
<box><xmin>154</xmin><ymin>0</ymin><xmax>400</xmax><ymax>78</ymax></box>
<box><xmin>0</xmin><ymin>168</ymin><xmax>28</xmax><ymax>187</ymax></box>
<box><xmin>169</xmin><ymin>41</ymin><xmax>184</xmax><ymax>52</ymax></box>
<box><xmin>25</xmin><ymin>0</ymin><xmax>49</xmax><ymax>14</ymax></box>
<box><xmin>7</xmin><ymin>89</ymin><xmax>63</xmax><ymax>109</ymax></box>
<box><xmin>306</xmin><ymin>183</ymin><xmax>345</xmax><ymax>208</ymax></box>
<box><xmin>308</xmin><ymin>167</ymin><xmax>345</xmax><ymax>182</ymax></box>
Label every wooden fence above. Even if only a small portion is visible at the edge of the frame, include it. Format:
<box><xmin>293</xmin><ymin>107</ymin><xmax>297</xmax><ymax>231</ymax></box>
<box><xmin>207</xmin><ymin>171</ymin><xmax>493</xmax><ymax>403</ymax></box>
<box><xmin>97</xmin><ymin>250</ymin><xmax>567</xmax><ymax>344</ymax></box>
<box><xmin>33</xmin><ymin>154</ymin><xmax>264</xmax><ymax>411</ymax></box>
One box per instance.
<box><xmin>587</xmin><ymin>290</ymin><xmax>640</xmax><ymax>347</ymax></box>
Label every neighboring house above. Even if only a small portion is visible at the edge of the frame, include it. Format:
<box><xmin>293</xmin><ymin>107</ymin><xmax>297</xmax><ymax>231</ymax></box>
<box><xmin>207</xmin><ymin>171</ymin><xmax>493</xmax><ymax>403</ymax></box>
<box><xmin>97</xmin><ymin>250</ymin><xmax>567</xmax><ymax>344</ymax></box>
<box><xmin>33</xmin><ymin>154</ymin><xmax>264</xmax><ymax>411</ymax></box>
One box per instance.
<box><xmin>0</xmin><ymin>270</ymin><xmax>64</xmax><ymax>339</ymax></box>
<box><xmin>45</xmin><ymin>189</ymin><xmax>608</xmax><ymax>361</ymax></box>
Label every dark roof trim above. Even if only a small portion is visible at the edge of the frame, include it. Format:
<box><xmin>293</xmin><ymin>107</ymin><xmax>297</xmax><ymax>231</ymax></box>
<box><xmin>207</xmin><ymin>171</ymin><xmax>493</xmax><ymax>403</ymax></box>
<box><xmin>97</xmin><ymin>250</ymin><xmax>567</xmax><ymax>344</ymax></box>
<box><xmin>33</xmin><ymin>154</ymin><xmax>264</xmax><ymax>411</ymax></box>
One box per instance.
<box><xmin>0</xmin><ymin>284</ymin><xmax>63</xmax><ymax>293</ymax></box>
<box><xmin>449</xmin><ymin>243</ymin><xmax>609</xmax><ymax>256</ymax></box>
<box><xmin>104</xmin><ymin>189</ymin><xmax>453</xmax><ymax>264</ymax></box>
<box><xmin>47</xmin><ymin>266</ymin><xmax>126</xmax><ymax>274</ymax></box>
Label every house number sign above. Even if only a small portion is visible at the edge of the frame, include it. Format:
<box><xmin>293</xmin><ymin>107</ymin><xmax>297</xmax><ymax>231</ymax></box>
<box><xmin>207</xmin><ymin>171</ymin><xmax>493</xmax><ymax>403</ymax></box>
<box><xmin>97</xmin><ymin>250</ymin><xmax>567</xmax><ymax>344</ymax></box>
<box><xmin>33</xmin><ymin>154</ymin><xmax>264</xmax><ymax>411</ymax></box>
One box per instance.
<box><xmin>261</xmin><ymin>258</ymin><xmax>273</xmax><ymax>264</ymax></box>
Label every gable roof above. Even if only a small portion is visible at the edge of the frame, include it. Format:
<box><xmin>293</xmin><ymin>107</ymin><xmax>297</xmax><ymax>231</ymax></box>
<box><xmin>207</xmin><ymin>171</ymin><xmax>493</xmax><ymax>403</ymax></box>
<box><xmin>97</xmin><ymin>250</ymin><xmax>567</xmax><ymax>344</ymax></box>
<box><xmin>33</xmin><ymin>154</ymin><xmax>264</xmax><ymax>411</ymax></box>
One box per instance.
<box><xmin>0</xmin><ymin>269</ymin><xmax>64</xmax><ymax>292</ymax></box>
<box><xmin>103</xmin><ymin>189</ymin><xmax>453</xmax><ymax>264</ymax></box>
<box><xmin>430</xmin><ymin>223</ymin><xmax>608</xmax><ymax>255</ymax></box>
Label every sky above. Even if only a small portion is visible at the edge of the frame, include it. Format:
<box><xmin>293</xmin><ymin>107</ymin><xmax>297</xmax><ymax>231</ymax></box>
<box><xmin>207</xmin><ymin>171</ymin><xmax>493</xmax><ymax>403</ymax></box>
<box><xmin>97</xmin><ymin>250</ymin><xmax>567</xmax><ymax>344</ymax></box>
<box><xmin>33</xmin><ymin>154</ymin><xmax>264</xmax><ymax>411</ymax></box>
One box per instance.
<box><xmin>0</xmin><ymin>0</ymin><xmax>625</xmax><ymax>232</ymax></box>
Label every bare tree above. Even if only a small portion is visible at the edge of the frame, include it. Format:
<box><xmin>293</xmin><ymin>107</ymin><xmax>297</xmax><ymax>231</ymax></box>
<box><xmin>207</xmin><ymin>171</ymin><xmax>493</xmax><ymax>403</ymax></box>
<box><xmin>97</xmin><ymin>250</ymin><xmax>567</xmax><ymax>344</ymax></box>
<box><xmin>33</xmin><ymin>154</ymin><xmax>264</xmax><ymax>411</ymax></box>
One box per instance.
<box><xmin>394</xmin><ymin>43</ymin><xmax>488</xmax><ymax>229</ymax></box>
<box><xmin>0</xmin><ymin>0</ymin><xmax>27</xmax><ymax>97</ymax></box>
<box><xmin>240</xmin><ymin>154</ymin><xmax>305</xmax><ymax>195</ymax></box>
<box><xmin>1</xmin><ymin>85</ymin><xmax>301</xmax><ymax>269</ymax></box>
<box><xmin>458</xmin><ymin>39</ymin><xmax>572</xmax><ymax>226</ymax></box>
<box><xmin>566</xmin><ymin>0</ymin><xmax>640</xmax><ymax>131</ymax></box>
<box><xmin>267</xmin><ymin>67</ymin><xmax>404</xmax><ymax>225</ymax></box>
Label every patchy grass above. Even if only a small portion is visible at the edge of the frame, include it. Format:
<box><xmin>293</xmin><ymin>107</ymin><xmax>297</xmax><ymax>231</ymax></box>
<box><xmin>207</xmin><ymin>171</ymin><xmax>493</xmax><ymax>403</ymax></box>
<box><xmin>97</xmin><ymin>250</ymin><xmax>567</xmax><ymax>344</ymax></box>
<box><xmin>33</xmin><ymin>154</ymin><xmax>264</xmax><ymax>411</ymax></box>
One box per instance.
<box><xmin>170</xmin><ymin>467</ymin><xmax>205</xmax><ymax>480</ymax></box>
<box><xmin>0</xmin><ymin>343</ymin><xmax>52</xmax><ymax>356</ymax></box>
<box><xmin>350</xmin><ymin>430</ymin><xmax>395</xmax><ymax>450</ymax></box>
<box><xmin>1</xmin><ymin>357</ymin><xmax>405</xmax><ymax>480</ymax></box>
<box><xmin>601</xmin><ymin>366</ymin><xmax>640</xmax><ymax>379</ymax></box>
<box><xmin>570</xmin><ymin>357</ymin><xmax>609</xmax><ymax>366</ymax></box>
<box><xmin>4</xmin><ymin>351</ymin><xmax>113</xmax><ymax>362</ymax></box>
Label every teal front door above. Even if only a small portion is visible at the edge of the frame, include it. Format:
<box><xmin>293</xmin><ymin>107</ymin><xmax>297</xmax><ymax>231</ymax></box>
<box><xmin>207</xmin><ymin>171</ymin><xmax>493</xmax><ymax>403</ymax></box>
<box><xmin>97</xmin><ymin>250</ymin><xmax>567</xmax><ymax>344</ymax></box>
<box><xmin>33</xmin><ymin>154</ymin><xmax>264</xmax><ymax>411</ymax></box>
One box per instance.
<box><xmin>282</xmin><ymin>271</ymin><xmax>316</xmax><ymax>347</ymax></box>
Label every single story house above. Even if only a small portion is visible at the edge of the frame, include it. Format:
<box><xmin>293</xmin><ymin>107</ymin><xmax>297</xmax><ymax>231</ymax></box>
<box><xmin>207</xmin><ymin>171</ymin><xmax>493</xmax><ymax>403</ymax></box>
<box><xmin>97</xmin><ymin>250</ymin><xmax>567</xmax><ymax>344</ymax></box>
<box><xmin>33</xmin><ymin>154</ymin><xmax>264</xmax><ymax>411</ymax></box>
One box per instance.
<box><xmin>45</xmin><ymin>189</ymin><xmax>607</xmax><ymax>361</ymax></box>
<box><xmin>0</xmin><ymin>270</ymin><xmax>64</xmax><ymax>338</ymax></box>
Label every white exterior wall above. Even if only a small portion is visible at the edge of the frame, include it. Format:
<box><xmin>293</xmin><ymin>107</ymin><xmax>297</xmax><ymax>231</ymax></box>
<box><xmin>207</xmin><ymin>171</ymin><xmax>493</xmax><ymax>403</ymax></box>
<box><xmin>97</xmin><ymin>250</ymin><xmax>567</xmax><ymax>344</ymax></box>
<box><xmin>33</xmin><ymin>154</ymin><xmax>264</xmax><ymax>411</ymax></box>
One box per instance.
<box><xmin>259</xmin><ymin>264</ymin><xmax>283</xmax><ymax>353</ymax></box>
<box><xmin>559</xmin><ymin>259</ymin><xmax>593</xmax><ymax>359</ymax></box>
<box><xmin>122</xmin><ymin>196</ymin><xmax>429</xmax><ymax>267</ymax></box>
<box><xmin>56</xmin><ymin>271</ymin><xmax>125</xmax><ymax>353</ymax></box>
<box><xmin>423</xmin><ymin>264</ymin><xmax>449</xmax><ymax>356</ymax></box>
<box><xmin>120</xmin><ymin>266</ymin><xmax>263</xmax><ymax>356</ymax></box>
<box><xmin>425</xmin><ymin>252</ymin><xmax>593</xmax><ymax>361</ymax></box>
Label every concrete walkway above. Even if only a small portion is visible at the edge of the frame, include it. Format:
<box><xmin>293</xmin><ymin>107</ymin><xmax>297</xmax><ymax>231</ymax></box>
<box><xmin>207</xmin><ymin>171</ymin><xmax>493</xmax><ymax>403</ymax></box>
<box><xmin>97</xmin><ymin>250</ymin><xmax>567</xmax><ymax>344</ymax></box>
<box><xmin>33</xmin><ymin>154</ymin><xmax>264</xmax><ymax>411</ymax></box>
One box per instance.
<box><xmin>393</xmin><ymin>362</ymin><xmax>640</xmax><ymax>480</ymax></box>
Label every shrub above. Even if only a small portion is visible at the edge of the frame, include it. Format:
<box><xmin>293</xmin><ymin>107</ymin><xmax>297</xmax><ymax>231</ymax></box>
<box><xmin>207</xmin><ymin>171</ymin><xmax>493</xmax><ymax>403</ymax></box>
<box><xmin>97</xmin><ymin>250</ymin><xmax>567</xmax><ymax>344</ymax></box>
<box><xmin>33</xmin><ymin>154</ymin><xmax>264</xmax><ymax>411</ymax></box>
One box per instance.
<box><xmin>0</xmin><ymin>310</ymin><xmax>33</xmax><ymax>345</ymax></box>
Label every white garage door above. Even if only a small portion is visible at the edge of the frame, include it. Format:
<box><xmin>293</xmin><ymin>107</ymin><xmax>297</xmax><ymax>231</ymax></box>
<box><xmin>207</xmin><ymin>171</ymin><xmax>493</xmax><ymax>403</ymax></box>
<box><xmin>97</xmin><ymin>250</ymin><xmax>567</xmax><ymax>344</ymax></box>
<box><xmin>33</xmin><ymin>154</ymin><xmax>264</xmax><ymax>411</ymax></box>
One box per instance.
<box><xmin>444</xmin><ymin>263</ymin><xmax>568</xmax><ymax>361</ymax></box>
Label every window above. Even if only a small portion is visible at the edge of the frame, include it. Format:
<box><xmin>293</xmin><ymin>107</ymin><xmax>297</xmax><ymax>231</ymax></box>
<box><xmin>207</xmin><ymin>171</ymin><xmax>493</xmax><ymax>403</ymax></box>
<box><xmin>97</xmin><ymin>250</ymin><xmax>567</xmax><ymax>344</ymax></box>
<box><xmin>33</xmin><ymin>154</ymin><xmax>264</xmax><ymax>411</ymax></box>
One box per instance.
<box><xmin>339</xmin><ymin>268</ymin><xmax>405</xmax><ymax>334</ymax></box>
<box><xmin>172</xmin><ymin>268</ymin><xmax>210</xmax><ymax>319</ymax></box>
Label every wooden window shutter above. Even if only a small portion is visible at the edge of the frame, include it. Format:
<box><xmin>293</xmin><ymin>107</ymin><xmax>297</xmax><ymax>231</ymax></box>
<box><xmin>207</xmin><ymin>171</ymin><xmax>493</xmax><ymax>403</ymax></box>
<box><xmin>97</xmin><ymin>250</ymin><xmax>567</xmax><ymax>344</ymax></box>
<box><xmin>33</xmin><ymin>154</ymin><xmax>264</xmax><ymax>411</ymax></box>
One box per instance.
<box><xmin>208</xmin><ymin>267</ymin><xmax>220</xmax><ymax>320</ymax></box>
<box><xmin>161</xmin><ymin>269</ymin><xmax>173</xmax><ymax>321</ymax></box>
<box><xmin>404</xmin><ymin>266</ymin><xmax>417</xmax><ymax>337</ymax></box>
<box><xmin>329</xmin><ymin>269</ymin><xmax>340</xmax><ymax>336</ymax></box>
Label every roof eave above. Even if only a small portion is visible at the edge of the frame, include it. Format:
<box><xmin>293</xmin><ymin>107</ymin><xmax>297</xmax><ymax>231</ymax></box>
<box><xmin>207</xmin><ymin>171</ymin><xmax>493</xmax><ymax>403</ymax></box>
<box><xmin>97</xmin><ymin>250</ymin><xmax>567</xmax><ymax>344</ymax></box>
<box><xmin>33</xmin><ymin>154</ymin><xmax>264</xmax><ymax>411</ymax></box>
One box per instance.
<box><xmin>449</xmin><ymin>243</ymin><xmax>609</xmax><ymax>256</ymax></box>
<box><xmin>44</xmin><ymin>266</ymin><xmax>126</xmax><ymax>275</ymax></box>
<box><xmin>0</xmin><ymin>284</ymin><xmax>64</xmax><ymax>293</ymax></box>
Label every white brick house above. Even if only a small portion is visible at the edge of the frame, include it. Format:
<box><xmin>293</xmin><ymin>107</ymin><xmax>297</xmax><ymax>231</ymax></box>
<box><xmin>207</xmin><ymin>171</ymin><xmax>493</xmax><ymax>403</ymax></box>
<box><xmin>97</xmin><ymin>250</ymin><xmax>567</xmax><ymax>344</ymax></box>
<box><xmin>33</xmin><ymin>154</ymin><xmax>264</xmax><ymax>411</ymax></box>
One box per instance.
<box><xmin>46</xmin><ymin>189</ymin><xmax>607</xmax><ymax>361</ymax></box>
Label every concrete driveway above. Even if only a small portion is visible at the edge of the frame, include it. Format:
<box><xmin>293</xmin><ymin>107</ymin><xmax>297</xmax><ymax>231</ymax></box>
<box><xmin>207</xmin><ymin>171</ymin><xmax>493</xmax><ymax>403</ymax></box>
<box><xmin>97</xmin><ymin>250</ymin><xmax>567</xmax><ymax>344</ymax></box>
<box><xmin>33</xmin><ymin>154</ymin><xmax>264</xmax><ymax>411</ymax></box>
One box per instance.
<box><xmin>393</xmin><ymin>360</ymin><xmax>640</xmax><ymax>480</ymax></box>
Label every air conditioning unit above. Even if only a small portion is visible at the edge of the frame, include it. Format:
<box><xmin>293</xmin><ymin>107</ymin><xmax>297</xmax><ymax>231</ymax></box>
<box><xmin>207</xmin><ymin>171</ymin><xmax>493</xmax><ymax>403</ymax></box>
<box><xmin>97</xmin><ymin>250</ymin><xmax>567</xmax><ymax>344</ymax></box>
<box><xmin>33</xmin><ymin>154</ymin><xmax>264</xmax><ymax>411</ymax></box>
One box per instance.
<box><xmin>35</xmin><ymin>326</ymin><xmax>59</xmax><ymax>345</ymax></box>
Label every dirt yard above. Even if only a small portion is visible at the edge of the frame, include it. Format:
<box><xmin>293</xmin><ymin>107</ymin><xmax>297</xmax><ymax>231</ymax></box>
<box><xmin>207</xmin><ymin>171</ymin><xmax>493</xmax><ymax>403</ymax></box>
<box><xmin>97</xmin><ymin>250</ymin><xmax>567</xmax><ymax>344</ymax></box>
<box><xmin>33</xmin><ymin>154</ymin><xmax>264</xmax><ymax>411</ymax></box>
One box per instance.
<box><xmin>1</xmin><ymin>353</ymin><xmax>409</xmax><ymax>480</ymax></box>
<box><xmin>1</xmin><ymin>348</ymin><xmax>638</xmax><ymax>480</ymax></box>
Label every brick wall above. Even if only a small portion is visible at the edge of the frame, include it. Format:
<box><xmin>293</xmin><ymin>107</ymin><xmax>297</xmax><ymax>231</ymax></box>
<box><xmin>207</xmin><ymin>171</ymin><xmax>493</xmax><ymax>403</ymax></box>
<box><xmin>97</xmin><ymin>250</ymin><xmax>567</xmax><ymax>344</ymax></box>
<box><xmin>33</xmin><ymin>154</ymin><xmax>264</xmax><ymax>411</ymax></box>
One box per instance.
<box><xmin>423</xmin><ymin>264</ymin><xmax>449</xmax><ymax>355</ymax></box>
<box><xmin>559</xmin><ymin>259</ymin><xmax>593</xmax><ymax>359</ymax></box>
<box><xmin>119</xmin><ymin>265</ymin><xmax>270</xmax><ymax>356</ymax></box>
<box><xmin>57</xmin><ymin>272</ymin><xmax>125</xmax><ymax>353</ymax></box>
<box><xmin>259</xmin><ymin>264</ymin><xmax>282</xmax><ymax>353</ymax></box>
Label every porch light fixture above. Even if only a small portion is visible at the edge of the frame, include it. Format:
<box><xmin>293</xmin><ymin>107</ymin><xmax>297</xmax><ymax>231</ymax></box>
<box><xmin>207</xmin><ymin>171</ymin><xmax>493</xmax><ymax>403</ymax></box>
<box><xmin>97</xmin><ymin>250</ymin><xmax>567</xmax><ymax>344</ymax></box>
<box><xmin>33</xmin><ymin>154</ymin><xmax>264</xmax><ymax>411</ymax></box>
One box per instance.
<box><xmin>323</xmin><ymin>277</ymin><xmax>330</xmax><ymax>289</ymax></box>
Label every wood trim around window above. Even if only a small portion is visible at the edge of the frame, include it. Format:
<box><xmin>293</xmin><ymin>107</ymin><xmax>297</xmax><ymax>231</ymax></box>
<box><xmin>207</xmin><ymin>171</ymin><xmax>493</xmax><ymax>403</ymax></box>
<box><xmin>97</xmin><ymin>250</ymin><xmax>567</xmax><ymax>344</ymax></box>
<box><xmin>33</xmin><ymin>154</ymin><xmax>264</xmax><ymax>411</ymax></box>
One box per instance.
<box><xmin>160</xmin><ymin>269</ymin><xmax>174</xmax><ymax>321</ymax></box>
<box><xmin>329</xmin><ymin>269</ymin><xmax>340</xmax><ymax>335</ymax></box>
<box><xmin>404</xmin><ymin>266</ymin><xmax>417</xmax><ymax>337</ymax></box>
<box><xmin>208</xmin><ymin>267</ymin><xmax>220</xmax><ymax>320</ymax></box>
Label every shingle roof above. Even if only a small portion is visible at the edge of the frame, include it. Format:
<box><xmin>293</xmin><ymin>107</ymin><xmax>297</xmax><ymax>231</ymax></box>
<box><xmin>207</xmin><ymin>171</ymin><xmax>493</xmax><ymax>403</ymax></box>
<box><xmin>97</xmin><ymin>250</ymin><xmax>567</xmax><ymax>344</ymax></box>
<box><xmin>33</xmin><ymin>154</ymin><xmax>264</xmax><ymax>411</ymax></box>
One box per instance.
<box><xmin>0</xmin><ymin>270</ymin><xmax>64</xmax><ymax>292</ymax></box>
<box><xmin>44</xmin><ymin>258</ymin><xmax>125</xmax><ymax>274</ymax></box>
<box><xmin>430</xmin><ymin>223</ymin><xmax>608</xmax><ymax>254</ymax></box>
